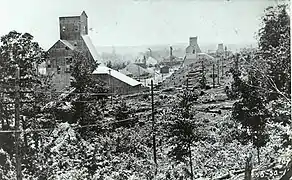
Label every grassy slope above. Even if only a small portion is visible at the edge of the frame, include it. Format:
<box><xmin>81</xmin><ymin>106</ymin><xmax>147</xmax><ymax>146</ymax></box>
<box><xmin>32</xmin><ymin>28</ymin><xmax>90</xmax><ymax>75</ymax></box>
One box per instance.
<box><xmin>112</xmin><ymin>57</ymin><xmax>290</xmax><ymax>179</ymax></box>
<box><xmin>35</xmin><ymin>56</ymin><xmax>290</xmax><ymax>179</ymax></box>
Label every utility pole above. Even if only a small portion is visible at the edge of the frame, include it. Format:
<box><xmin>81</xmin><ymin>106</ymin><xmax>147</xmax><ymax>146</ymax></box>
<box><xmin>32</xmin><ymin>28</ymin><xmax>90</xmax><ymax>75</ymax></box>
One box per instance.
<box><xmin>201</xmin><ymin>61</ymin><xmax>206</xmax><ymax>89</ymax></box>
<box><xmin>217</xmin><ymin>59</ymin><xmax>220</xmax><ymax>85</ymax></box>
<box><xmin>151</xmin><ymin>80</ymin><xmax>157</xmax><ymax>169</ymax></box>
<box><xmin>221</xmin><ymin>56</ymin><xmax>224</xmax><ymax>77</ymax></box>
<box><xmin>138</xmin><ymin>66</ymin><xmax>140</xmax><ymax>81</ymax></box>
<box><xmin>189</xmin><ymin>143</ymin><xmax>194</xmax><ymax>180</ymax></box>
<box><xmin>108</xmin><ymin>69</ymin><xmax>113</xmax><ymax>105</ymax></box>
<box><xmin>15</xmin><ymin>66</ymin><xmax>22</xmax><ymax>180</ymax></box>
<box><xmin>0</xmin><ymin>94</ymin><xmax>3</xmax><ymax>128</ymax></box>
<box><xmin>212</xmin><ymin>64</ymin><xmax>215</xmax><ymax>88</ymax></box>
<box><xmin>235</xmin><ymin>53</ymin><xmax>239</xmax><ymax>74</ymax></box>
<box><xmin>186</xmin><ymin>77</ymin><xmax>189</xmax><ymax>91</ymax></box>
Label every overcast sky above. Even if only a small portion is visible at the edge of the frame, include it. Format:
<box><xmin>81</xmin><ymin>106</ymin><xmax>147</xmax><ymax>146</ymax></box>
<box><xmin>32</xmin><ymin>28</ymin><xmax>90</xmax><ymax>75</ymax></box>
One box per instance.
<box><xmin>0</xmin><ymin>0</ymin><xmax>282</xmax><ymax>49</ymax></box>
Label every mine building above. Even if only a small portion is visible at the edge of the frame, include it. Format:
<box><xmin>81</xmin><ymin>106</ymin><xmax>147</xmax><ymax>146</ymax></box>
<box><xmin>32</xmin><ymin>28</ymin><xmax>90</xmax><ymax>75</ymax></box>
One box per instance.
<box><xmin>46</xmin><ymin>11</ymin><xmax>99</xmax><ymax>92</ymax></box>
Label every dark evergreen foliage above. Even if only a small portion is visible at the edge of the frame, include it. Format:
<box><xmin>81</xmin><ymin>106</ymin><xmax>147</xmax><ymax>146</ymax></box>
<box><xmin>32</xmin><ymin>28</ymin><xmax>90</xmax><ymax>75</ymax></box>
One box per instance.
<box><xmin>232</xmin><ymin>4</ymin><xmax>290</xmax><ymax>165</ymax></box>
<box><xmin>0</xmin><ymin>30</ymin><xmax>51</xmax><ymax>177</ymax></box>
<box><xmin>166</xmin><ymin>90</ymin><xmax>206</xmax><ymax>179</ymax></box>
<box><xmin>258</xmin><ymin>4</ymin><xmax>291</xmax><ymax>101</ymax></box>
<box><xmin>70</xmin><ymin>50</ymin><xmax>108</xmax><ymax>136</ymax></box>
<box><xmin>232</xmin><ymin>70</ymin><xmax>269</xmax><ymax>163</ymax></box>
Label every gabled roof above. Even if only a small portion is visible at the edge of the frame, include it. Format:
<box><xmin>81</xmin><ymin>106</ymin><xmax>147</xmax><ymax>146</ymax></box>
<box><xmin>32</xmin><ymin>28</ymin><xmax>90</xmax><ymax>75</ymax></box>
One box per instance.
<box><xmin>47</xmin><ymin>40</ymin><xmax>75</xmax><ymax>52</ymax></box>
<box><xmin>162</xmin><ymin>55</ymin><xmax>180</xmax><ymax>62</ymax></box>
<box><xmin>92</xmin><ymin>65</ymin><xmax>141</xmax><ymax>87</ymax></box>
<box><xmin>123</xmin><ymin>63</ymin><xmax>150</xmax><ymax>77</ymax></box>
<box><xmin>146</xmin><ymin>67</ymin><xmax>155</xmax><ymax>75</ymax></box>
<box><xmin>186</xmin><ymin>45</ymin><xmax>202</xmax><ymax>53</ymax></box>
<box><xmin>184</xmin><ymin>54</ymin><xmax>197</xmax><ymax>66</ymax></box>
<box><xmin>185</xmin><ymin>54</ymin><xmax>197</xmax><ymax>60</ymax></box>
<box><xmin>60</xmin><ymin>40</ymin><xmax>75</xmax><ymax>50</ymax></box>
<box><xmin>81</xmin><ymin>11</ymin><xmax>88</xmax><ymax>18</ymax></box>
<box><xmin>119</xmin><ymin>69</ymin><xmax>133</xmax><ymax>76</ymax></box>
<box><xmin>81</xmin><ymin>35</ymin><xmax>99</xmax><ymax>61</ymax></box>
<box><xmin>197</xmin><ymin>53</ymin><xmax>215</xmax><ymax>60</ymax></box>
<box><xmin>59</xmin><ymin>16</ymin><xmax>80</xmax><ymax>19</ymax></box>
<box><xmin>184</xmin><ymin>53</ymin><xmax>215</xmax><ymax>66</ymax></box>
<box><xmin>147</xmin><ymin>56</ymin><xmax>158</xmax><ymax>65</ymax></box>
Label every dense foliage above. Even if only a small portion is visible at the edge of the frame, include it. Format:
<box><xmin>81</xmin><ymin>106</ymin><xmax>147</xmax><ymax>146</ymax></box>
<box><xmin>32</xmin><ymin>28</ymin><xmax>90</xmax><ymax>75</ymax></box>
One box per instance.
<box><xmin>0</xmin><ymin>3</ymin><xmax>290</xmax><ymax>180</ymax></box>
<box><xmin>70</xmin><ymin>50</ymin><xmax>108</xmax><ymax>136</ymax></box>
<box><xmin>230</xmin><ymin>4</ymin><xmax>291</xmax><ymax>178</ymax></box>
<box><xmin>0</xmin><ymin>31</ymin><xmax>52</xmax><ymax>179</ymax></box>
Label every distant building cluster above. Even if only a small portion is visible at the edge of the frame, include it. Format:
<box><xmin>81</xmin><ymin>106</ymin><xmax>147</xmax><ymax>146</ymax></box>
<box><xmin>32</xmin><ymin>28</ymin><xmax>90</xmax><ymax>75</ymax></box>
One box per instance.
<box><xmin>184</xmin><ymin>36</ymin><xmax>215</xmax><ymax>67</ymax></box>
<box><xmin>45</xmin><ymin>11</ymin><xmax>233</xmax><ymax>95</ymax></box>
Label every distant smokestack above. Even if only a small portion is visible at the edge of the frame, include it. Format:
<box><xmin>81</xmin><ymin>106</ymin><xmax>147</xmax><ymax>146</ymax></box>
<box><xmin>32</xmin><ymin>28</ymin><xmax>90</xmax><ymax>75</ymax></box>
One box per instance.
<box><xmin>189</xmin><ymin>36</ymin><xmax>198</xmax><ymax>46</ymax></box>
<box><xmin>170</xmin><ymin>46</ymin><xmax>173</xmax><ymax>57</ymax></box>
<box><xmin>143</xmin><ymin>55</ymin><xmax>146</xmax><ymax>65</ymax></box>
<box><xmin>148</xmin><ymin>48</ymin><xmax>152</xmax><ymax>57</ymax></box>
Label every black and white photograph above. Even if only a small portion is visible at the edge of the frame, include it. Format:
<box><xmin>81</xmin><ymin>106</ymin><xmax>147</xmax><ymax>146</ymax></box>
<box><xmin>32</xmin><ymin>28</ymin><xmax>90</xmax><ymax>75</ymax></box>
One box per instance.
<box><xmin>0</xmin><ymin>0</ymin><xmax>291</xmax><ymax>179</ymax></box>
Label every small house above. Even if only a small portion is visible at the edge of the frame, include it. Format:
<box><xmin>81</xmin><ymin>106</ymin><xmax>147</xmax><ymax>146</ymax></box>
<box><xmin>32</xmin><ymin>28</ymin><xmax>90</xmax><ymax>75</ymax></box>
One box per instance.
<box><xmin>160</xmin><ymin>66</ymin><xmax>170</xmax><ymax>74</ymax></box>
<box><xmin>92</xmin><ymin>66</ymin><xmax>144</xmax><ymax>95</ymax></box>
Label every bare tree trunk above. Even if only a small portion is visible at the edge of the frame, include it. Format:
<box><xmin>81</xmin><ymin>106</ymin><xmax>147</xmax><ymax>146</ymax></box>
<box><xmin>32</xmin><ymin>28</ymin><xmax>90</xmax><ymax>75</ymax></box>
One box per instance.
<box><xmin>33</xmin><ymin>132</ymin><xmax>39</xmax><ymax>150</ymax></box>
<box><xmin>188</xmin><ymin>142</ymin><xmax>193</xmax><ymax>180</ymax></box>
<box><xmin>244</xmin><ymin>153</ymin><xmax>252</xmax><ymax>180</ymax></box>
<box><xmin>22</xmin><ymin>117</ymin><xmax>28</xmax><ymax>150</ymax></box>
<box><xmin>0</xmin><ymin>110</ymin><xmax>4</xmax><ymax>129</ymax></box>
<box><xmin>212</xmin><ymin>64</ymin><xmax>215</xmax><ymax>88</ymax></box>
<box><xmin>4</xmin><ymin>106</ymin><xmax>9</xmax><ymax>128</ymax></box>
<box><xmin>257</xmin><ymin>147</ymin><xmax>260</xmax><ymax>165</ymax></box>
<box><xmin>0</xmin><ymin>102</ymin><xmax>4</xmax><ymax>129</ymax></box>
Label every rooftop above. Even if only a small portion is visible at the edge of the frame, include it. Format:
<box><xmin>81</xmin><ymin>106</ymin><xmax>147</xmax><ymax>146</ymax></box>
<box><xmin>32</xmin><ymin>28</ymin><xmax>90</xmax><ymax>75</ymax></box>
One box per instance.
<box><xmin>81</xmin><ymin>35</ymin><xmax>100</xmax><ymax>62</ymax></box>
<box><xmin>92</xmin><ymin>65</ymin><xmax>141</xmax><ymax>87</ymax></box>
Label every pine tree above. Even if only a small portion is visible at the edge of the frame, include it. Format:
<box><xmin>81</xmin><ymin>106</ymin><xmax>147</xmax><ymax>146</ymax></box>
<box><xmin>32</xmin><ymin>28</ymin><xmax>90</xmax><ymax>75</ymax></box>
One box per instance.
<box><xmin>166</xmin><ymin>90</ymin><xmax>206</xmax><ymax>180</ymax></box>
<box><xmin>227</xmin><ymin>53</ymin><xmax>243</xmax><ymax>100</ymax></box>
<box><xmin>254</xmin><ymin>4</ymin><xmax>291</xmax><ymax>176</ymax></box>
<box><xmin>106</xmin><ymin>61</ymin><xmax>112</xmax><ymax>68</ymax></box>
<box><xmin>115</xmin><ymin>100</ymin><xmax>129</xmax><ymax>120</ymax></box>
<box><xmin>70</xmin><ymin>50</ymin><xmax>107</xmax><ymax>137</ymax></box>
<box><xmin>258</xmin><ymin>4</ymin><xmax>290</xmax><ymax>101</ymax></box>
<box><xmin>231</xmin><ymin>2</ymin><xmax>291</xmax><ymax>170</ymax></box>
<box><xmin>0</xmin><ymin>31</ymin><xmax>51</xmax><ymax>176</ymax></box>
<box><xmin>232</xmin><ymin>69</ymin><xmax>269</xmax><ymax>164</ymax></box>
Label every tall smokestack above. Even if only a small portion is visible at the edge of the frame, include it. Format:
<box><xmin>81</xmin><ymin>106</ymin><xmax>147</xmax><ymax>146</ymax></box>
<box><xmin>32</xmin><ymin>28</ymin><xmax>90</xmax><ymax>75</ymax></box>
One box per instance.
<box><xmin>170</xmin><ymin>46</ymin><xmax>173</xmax><ymax>61</ymax></box>
<box><xmin>148</xmin><ymin>48</ymin><xmax>152</xmax><ymax>57</ymax></box>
